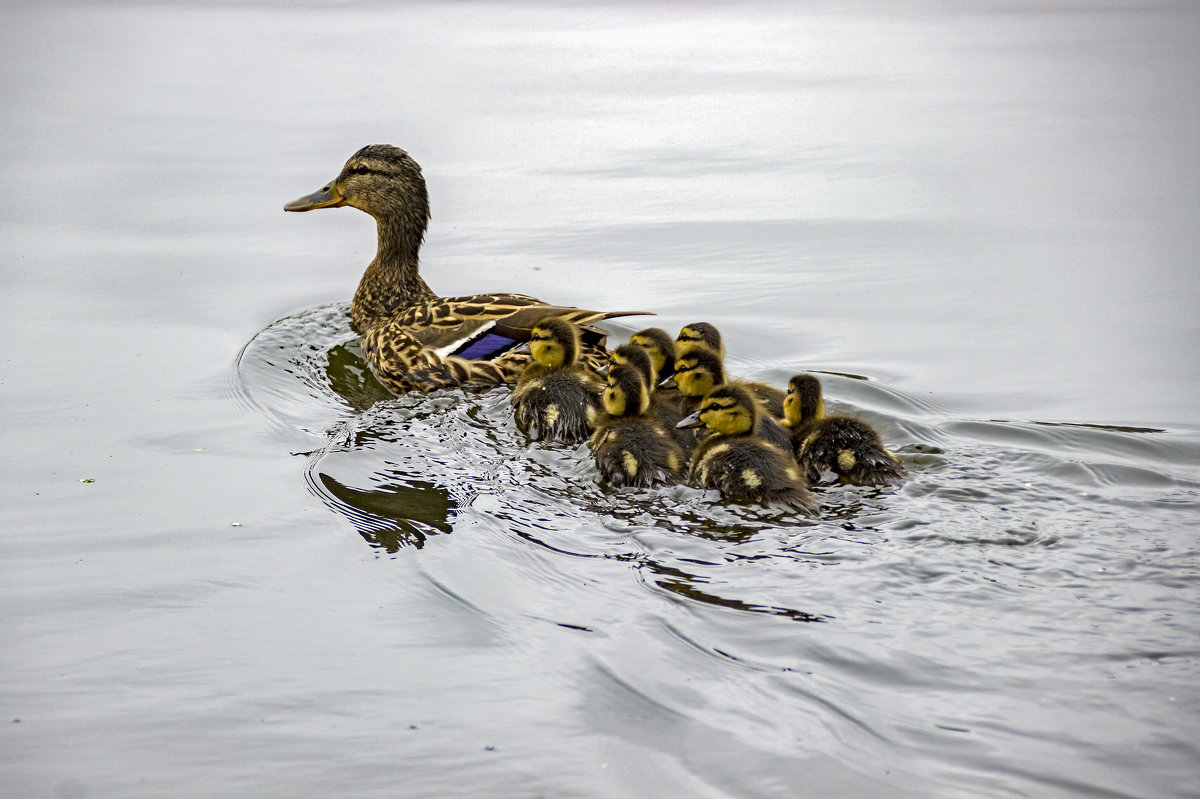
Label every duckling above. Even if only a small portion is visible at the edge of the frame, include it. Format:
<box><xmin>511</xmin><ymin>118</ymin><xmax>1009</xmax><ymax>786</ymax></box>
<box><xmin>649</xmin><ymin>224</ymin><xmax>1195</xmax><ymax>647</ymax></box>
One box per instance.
<box><xmin>628</xmin><ymin>327</ymin><xmax>677</xmax><ymax>384</ymax></box>
<box><xmin>671</xmin><ymin>348</ymin><xmax>792</xmax><ymax>452</ymax></box>
<box><xmin>589</xmin><ymin>363</ymin><xmax>686</xmax><ymax>489</ymax></box>
<box><xmin>677</xmin><ymin>384</ymin><xmax>817</xmax><ymax>513</ymax></box>
<box><xmin>611</xmin><ymin>342</ymin><xmax>692</xmax><ymax>454</ymax></box>
<box><xmin>784</xmin><ymin>374</ymin><xmax>907</xmax><ymax>486</ymax></box>
<box><xmin>673</xmin><ymin>323</ymin><xmax>786</xmax><ymax>418</ymax></box>
<box><xmin>674</xmin><ymin>321</ymin><xmax>724</xmax><ymax>359</ymax></box>
<box><xmin>511</xmin><ymin>318</ymin><xmax>601</xmax><ymax>445</ymax></box>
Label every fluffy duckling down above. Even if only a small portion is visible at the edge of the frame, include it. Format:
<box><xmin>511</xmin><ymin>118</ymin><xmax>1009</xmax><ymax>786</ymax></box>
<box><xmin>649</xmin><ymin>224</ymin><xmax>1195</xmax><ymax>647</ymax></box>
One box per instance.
<box><xmin>589</xmin><ymin>363</ymin><xmax>686</xmax><ymax>489</ymax></box>
<box><xmin>784</xmin><ymin>374</ymin><xmax>907</xmax><ymax>487</ymax></box>
<box><xmin>627</xmin><ymin>327</ymin><xmax>676</xmax><ymax>385</ymax></box>
<box><xmin>511</xmin><ymin>318</ymin><xmax>600</xmax><ymax>445</ymax></box>
<box><xmin>678</xmin><ymin>384</ymin><xmax>817</xmax><ymax>514</ymax></box>
<box><xmin>671</xmin><ymin>348</ymin><xmax>792</xmax><ymax>452</ymax></box>
<box><xmin>673</xmin><ymin>323</ymin><xmax>786</xmax><ymax>419</ymax></box>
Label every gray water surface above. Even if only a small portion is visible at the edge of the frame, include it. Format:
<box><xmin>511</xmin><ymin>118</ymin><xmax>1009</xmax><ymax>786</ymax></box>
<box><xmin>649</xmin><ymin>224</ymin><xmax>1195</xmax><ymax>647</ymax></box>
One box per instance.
<box><xmin>3</xmin><ymin>2</ymin><xmax>1199</xmax><ymax>798</ymax></box>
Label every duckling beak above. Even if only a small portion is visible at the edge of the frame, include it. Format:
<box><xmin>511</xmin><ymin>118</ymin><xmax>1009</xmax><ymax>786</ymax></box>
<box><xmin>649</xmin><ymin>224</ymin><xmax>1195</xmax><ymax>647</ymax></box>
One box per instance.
<box><xmin>284</xmin><ymin>181</ymin><xmax>345</xmax><ymax>212</ymax></box>
<box><xmin>659</xmin><ymin>376</ymin><xmax>677</xmax><ymax>389</ymax></box>
<box><xmin>677</xmin><ymin>410</ymin><xmax>704</xmax><ymax>429</ymax></box>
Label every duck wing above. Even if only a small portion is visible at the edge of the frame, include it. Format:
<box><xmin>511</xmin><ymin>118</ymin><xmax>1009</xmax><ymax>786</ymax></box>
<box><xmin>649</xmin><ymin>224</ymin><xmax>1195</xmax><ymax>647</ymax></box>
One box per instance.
<box><xmin>365</xmin><ymin>295</ymin><xmax>652</xmax><ymax>394</ymax></box>
<box><xmin>393</xmin><ymin>293</ymin><xmax>651</xmax><ymax>355</ymax></box>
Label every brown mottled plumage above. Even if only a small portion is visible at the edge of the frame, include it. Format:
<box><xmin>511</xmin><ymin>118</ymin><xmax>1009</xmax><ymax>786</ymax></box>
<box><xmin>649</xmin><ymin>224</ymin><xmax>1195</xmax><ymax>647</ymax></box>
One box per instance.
<box><xmin>511</xmin><ymin>318</ymin><xmax>601</xmax><ymax>445</ymax></box>
<box><xmin>784</xmin><ymin>374</ymin><xmax>907</xmax><ymax>486</ymax></box>
<box><xmin>589</xmin><ymin>363</ymin><xmax>685</xmax><ymax>489</ymax></box>
<box><xmin>678</xmin><ymin>384</ymin><xmax>817</xmax><ymax>513</ymax></box>
<box><xmin>285</xmin><ymin>144</ymin><xmax>649</xmax><ymax>393</ymax></box>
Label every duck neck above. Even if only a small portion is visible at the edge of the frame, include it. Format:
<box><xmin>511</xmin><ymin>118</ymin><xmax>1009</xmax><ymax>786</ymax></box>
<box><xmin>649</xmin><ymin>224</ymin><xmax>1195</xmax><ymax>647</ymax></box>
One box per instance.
<box><xmin>350</xmin><ymin>213</ymin><xmax>437</xmax><ymax>334</ymax></box>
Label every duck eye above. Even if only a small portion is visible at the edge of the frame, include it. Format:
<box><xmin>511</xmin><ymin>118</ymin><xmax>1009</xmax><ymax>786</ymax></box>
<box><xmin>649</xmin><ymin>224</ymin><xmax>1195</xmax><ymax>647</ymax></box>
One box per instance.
<box><xmin>355</xmin><ymin>164</ymin><xmax>369</xmax><ymax>175</ymax></box>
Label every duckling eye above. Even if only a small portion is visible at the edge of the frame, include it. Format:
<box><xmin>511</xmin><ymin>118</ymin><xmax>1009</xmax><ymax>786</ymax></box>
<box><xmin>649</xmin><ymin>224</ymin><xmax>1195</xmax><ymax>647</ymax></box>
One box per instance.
<box><xmin>354</xmin><ymin>164</ymin><xmax>369</xmax><ymax>175</ymax></box>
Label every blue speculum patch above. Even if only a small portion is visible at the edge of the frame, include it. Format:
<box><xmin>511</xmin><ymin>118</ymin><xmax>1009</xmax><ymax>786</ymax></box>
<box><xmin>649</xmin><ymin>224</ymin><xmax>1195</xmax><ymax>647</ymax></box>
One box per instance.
<box><xmin>455</xmin><ymin>332</ymin><xmax>520</xmax><ymax>361</ymax></box>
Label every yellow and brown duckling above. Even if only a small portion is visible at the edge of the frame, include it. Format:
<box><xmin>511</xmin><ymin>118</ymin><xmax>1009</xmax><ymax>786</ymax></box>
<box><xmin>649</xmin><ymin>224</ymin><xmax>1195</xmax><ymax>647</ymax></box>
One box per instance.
<box><xmin>673</xmin><ymin>322</ymin><xmax>786</xmax><ymax>418</ymax></box>
<box><xmin>671</xmin><ymin>348</ymin><xmax>792</xmax><ymax>452</ymax></box>
<box><xmin>511</xmin><ymin>318</ymin><xmax>602</xmax><ymax>445</ymax></box>
<box><xmin>784</xmin><ymin>374</ymin><xmax>907</xmax><ymax>486</ymax></box>
<box><xmin>589</xmin><ymin>363</ymin><xmax>686</xmax><ymax>489</ymax></box>
<box><xmin>285</xmin><ymin>144</ymin><xmax>649</xmax><ymax>393</ymax></box>
<box><xmin>677</xmin><ymin>384</ymin><xmax>817</xmax><ymax>513</ymax></box>
<box><xmin>674</xmin><ymin>321</ymin><xmax>725</xmax><ymax>359</ymax></box>
<box><xmin>627</xmin><ymin>327</ymin><xmax>676</xmax><ymax>385</ymax></box>
<box><xmin>611</xmin><ymin>342</ymin><xmax>690</xmax><ymax>433</ymax></box>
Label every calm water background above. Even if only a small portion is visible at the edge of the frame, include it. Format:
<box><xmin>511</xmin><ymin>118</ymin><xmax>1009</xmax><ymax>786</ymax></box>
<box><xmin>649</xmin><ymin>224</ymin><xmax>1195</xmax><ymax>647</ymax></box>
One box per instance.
<box><xmin>3</xmin><ymin>2</ymin><xmax>1199</xmax><ymax>797</ymax></box>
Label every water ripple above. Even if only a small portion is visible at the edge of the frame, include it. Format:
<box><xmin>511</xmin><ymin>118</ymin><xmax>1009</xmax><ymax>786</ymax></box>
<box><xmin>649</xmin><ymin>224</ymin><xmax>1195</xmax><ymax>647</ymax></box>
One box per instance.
<box><xmin>231</xmin><ymin>303</ymin><xmax>1200</xmax><ymax>799</ymax></box>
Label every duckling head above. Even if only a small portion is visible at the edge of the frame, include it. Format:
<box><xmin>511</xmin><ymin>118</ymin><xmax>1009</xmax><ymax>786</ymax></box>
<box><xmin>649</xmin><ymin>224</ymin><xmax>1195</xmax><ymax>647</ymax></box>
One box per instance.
<box><xmin>603</xmin><ymin>363</ymin><xmax>650</xmax><ymax>417</ymax></box>
<box><xmin>675</xmin><ymin>322</ymin><xmax>724</xmax><ymax>359</ymax></box>
<box><xmin>285</xmin><ymin>145</ymin><xmax>430</xmax><ymax>253</ymax></box>
<box><xmin>610</xmin><ymin>344</ymin><xmax>655</xmax><ymax>391</ymax></box>
<box><xmin>672</xmin><ymin>347</ymin><xmax>726</xmax><ymax>399</ymax></box>
<box><xmin>785</xmin><ymin>374</ymin><xmax>826</xmax><ymax>427</ymax></box>
<box><xmin>628</xmin><ymin>327</ymin><xmax>675</xmax><ymax>383</ymax></box>
<box><xmin>678</xmin><ymin>384</ymin><xmax>757</xmax><ymax>436</ymax></box>
<box><xmin>529</xmin><ymin>317</ymin><xmax>580</xmax><ymax>368</ymax></box>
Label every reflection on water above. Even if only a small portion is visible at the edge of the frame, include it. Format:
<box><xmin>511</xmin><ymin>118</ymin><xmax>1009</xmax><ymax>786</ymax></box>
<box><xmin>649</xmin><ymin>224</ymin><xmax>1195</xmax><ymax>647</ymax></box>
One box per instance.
<box><xmin>311</xmin><ymin>470</ymin><xmax>453</xmax><ymax>551</ymax></box>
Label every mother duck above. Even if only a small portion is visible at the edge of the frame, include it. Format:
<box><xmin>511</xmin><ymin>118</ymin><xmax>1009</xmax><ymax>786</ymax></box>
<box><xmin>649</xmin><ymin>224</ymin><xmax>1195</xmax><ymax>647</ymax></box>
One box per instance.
<box><xmin>285</xmin><ymin>144</ymin><xmax>647</xmax><ymax>393</ymax></box>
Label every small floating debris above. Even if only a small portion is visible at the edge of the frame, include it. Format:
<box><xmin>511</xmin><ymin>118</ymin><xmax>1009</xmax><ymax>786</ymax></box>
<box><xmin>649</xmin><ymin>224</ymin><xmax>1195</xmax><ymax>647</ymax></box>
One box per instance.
<box><xmin>79</xmin><ymin>478</ymin><xmax>94</xmax><ymax>483</ymax></box>
<box><xmin>231</xmin><ymin>522</ymin><xmax>242</xmax><ymax>527</ymax></box>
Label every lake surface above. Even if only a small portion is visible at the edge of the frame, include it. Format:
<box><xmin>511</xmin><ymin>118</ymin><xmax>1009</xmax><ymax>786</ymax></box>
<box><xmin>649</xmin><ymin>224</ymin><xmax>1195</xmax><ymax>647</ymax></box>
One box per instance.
<box><xmin>3</xmin><ymin>2</ymin><xmax>1199</xmax><ymax>797</ymax></box>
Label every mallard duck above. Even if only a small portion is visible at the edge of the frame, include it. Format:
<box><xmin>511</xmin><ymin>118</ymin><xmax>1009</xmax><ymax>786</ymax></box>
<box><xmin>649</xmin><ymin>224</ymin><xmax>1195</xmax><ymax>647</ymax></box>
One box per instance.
<box><xmin>672</xmin><ymin>323</ymin><xmax>786</xmax><ymax>418</ymax></box>
<box><xmin>285</xmin><ymin>144</ymin><xmax>649</xmax><ymax>393</ymax></box>
<box><xmin>511</xmin><ymin>318</ymin><xmax>601</xmax><ymax>445</ymax></box>
<box><xmin>785</xmin><ymin>374</ymin><xmax>907</xmax><ymax>486</ymax></box>
<box><xmin>677</xmin><ymin>384</ymin><xmax>817</xmax><ymax>513</ymax></box>
<box><xmin>589</xmin><ymin>363</ymin><xmax>686</xmax><ymax>488</ymax></box>
<box><xmin>671</xmin><ymin>348</ymin><xmax>792</xmax><ymax>451</ymax></box>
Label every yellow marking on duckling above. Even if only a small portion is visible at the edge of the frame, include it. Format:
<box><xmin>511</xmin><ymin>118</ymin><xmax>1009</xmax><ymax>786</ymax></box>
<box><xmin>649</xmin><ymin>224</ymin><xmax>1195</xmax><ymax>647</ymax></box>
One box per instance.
<box><xmin>544</xmin><ymin>404</ymin><xmax>560</xmax><ymax>428</ymax></box>
<box><xmin>785</xmin><ymin>466</ymin><xmax>800</xmax><ymax>481</ymax></box>
<box><xmin>837</xmin><ymin>449</ymin><xmax>857</xmax><ymax>471</ymax></box>
<box><xmin>667</xmin><ymin>452</ymin><xmax>681</xmax><ymax>471</ymax></box>
<box><xmin>707</xmin><ymin>443</ymin><xmax>730</xmax><ymax>458</ymax></box>
<box><xmin>622</xmin><ymin>451</ymin><xmax>639</xmax><ymax>478</ymax></box>
<box><xmin>585</xmin><ymin>405</ymin><xmax>597</xmax><ymax>425</ymax></box>
<box><xmin>741</xmin><ymin>468</ymin><xmax>762</xmax><ymax>488</ymax></box>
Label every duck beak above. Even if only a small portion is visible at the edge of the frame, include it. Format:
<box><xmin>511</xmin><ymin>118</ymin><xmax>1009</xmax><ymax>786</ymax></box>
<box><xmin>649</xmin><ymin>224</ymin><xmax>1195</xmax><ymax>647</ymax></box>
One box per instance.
<box><xmin>677</xmin><ymin>410</ymin><xmax>703</xmax><ymax>429</ymax></box>
<box><xmin>659</xmin><ymin>376</ymin><xmax>677</xmax><ymax>389</ymax></box>
<box><xmin>284</xmin><ymin>181</ymin><xmax>345</xmax><ymax>212</ymax></box>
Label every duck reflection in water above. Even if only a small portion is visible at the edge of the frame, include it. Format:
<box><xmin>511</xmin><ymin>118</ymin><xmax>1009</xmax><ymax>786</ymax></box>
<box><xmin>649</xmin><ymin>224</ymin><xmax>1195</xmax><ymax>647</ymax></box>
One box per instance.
<box><xmin>313</xmin><ymin>470</ymin><xmax>453</xmax><ymax>551</ymax></box>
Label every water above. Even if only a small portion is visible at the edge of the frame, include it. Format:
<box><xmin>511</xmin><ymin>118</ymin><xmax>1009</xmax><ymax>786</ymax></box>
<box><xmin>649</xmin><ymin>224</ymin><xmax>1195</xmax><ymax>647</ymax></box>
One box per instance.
<box><xmin>3</xmin><ymin>2</ymin><xmax>1199</xmax><ymax>797</ymax></box>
